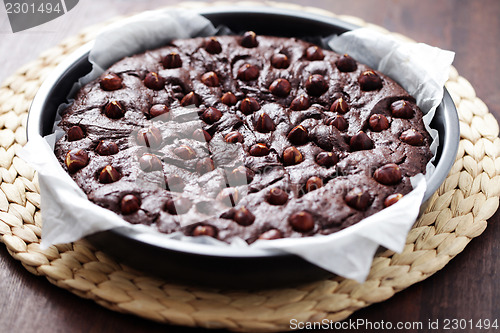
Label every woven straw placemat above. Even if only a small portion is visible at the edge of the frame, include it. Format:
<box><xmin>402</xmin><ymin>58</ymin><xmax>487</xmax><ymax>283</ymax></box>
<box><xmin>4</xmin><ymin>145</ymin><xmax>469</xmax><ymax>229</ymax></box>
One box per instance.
<box><xmin>0</xmin><ymin>1</ymin><xmax>499</xmax><ymax>332</ymax></box>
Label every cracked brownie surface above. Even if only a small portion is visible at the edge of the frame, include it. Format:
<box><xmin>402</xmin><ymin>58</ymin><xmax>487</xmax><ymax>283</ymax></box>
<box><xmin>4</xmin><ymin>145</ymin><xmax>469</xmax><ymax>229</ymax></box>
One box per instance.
<box><xmin>55</xmin><ymin>33</ymin><xmax>432</xmax><ymax>243</ymax></box>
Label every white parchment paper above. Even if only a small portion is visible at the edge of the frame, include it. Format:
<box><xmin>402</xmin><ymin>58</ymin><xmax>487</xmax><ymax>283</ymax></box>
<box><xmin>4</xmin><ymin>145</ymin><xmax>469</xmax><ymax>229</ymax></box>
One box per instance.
<box><xmin>19</xmin><ymin>9</ymin><xmax>454</xmax><ymax>282</ymax></box>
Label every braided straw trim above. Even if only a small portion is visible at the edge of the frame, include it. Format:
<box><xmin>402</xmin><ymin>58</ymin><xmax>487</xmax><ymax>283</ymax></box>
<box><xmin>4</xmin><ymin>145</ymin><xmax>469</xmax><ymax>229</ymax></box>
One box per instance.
<box><xmin>1</xmin><ymin>2</ymin><xmax>499</xmax><ymax>332</ymax></box>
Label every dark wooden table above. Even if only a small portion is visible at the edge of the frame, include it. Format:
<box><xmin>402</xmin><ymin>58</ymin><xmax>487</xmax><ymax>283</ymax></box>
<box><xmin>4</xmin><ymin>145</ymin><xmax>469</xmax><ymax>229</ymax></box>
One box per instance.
<box><xmin>1</xmin><ymin>1</ymin><xmax>499</xmax><ymax>332</ymax></box>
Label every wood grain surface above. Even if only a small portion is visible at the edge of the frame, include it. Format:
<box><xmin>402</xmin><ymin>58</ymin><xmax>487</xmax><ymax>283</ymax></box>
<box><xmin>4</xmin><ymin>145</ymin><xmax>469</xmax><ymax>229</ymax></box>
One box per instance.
<box><xmin>0</xmin><ymin>1</ymin><xmax>499</xmax><ymax>332</ymax></box>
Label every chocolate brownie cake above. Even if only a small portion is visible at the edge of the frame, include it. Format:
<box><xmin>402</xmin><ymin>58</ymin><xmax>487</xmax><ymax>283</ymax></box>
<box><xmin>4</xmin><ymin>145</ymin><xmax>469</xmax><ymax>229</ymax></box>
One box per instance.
<box><xmin>55</xmin><ymin>32</ymin><xmax>432</xmax><ymax>244</ymax></box>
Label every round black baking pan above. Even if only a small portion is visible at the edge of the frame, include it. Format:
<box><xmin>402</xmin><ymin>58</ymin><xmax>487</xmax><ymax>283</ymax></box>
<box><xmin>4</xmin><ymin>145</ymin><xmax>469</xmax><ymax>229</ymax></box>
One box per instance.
<box><xmin>27</xmin><ymin>6</ymin><xmax>459</xmax><ymax>289</ymax></box>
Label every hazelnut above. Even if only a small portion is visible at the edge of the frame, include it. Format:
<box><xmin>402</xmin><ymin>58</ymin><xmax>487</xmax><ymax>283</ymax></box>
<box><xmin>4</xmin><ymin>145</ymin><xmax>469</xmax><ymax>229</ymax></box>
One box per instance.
<box><xmin>384</xmin><ymin>193</ymin><xmax>404</xmax><ymax>207</ymax></box>
<box><xmin>258</xmin><ymin>229</ymin><xmax>282</xmax><ymax>240</ymax></box>
<box><xmin>391</xmin><ymin>100</ymin><xmax>414</xmax><ymax>118</ymax></box>
<box><xmin>193</xmin><ymin>225</ymin><xmax>217</xmax><ymax>237</ymax></box>
<box><xmin>289</xmin><ymin>211</ymin><xmax>314</xmax><ymax>233</ymax></box>
<box><xmin>254</xmin><ymin>113</ymin><xmax>275</xmax><ymax>133</ymax></box>
<box><xmin>345</xmin><ymin>187</ymin><xmax>372</xmax><ymax>210</ymax></box>
<box><xmin>233</xmin><ymin>206</ymin><xmax>255</xmax><ymax>226</ymax></box>
<box><xmin>283</xmin><ymin>147</ymin><xmax>303</xmax><ymax>166</ymax></box>
<box><xmin>173</xmin><ymin>145</ymin><xmax>196</xmax><ymax>160</ymax></box>
<box><xmin>287</xmin><ymin>125</ymin><xmax>308</xmax><ymax>145</ymax></box>
<box><xmin>305</xmin><ymin>176</ymin><xmax>323</xmax><ymax>193</ymax></box>
<box><xmin>104</xmin><ymin>101</ymin><xmax>125</xmax><ymax>119</ymax></box>
<box><xmin>240</xmin><ymin>97</ymin><xmax>261</xmax><ymax>115</ymax></box>
<box><xmin>149</xmin><ymin>104</ymin><xmax>169</xmax><ymax>118</ymax></box>
<box><xmin>400</xmin><ymin>129</ymin><xmax>424</xmax><ymax>145</ymax></box>
<box><xmin>249</xmin><ymin>143</ymin><xmax>270</xmax><ymax>156</ymax></box>
<box><xmin>330</xmin><ymin>97</ymin><xmax>349</xmax><ymax>114</ymax></box>
<box><xmin>120</xmin><ymin>194</ymin><xmax>141</xmax><ymax>215</ymax></box>
<box><xmin>241</xmin><ymin>31</ymin><xmax>258</xmax><ymax>48</ymax></box>
<box><xmin>266</xmin><ymin>188</ymin><xmax>288</xmax><ymax>205</ymax></box>
<box><xmin>65</xmin><ymin>149</ymin><xmax>89</xmax><ymax>173</ymax></box>
<box><xmin>205</xmin><ymin>37</ymin><xmax>222</xmax><ymax>54</ymax></box>
<box><xmin>172</xmin><ymin>85</ymin><xmax>184</xmax><ymax>100</ymax></box>
<box><xmin>99</xmin><ymin>73</ymin><xmax>122</xmax><ymax>91</ymax></box>
<box><xmin>161</xmin><ymin>52</ymin><xmax>182</xmax><ymax>68</ymax></box>
<box><xmin>165</xmin><ymin>197</ymin><xmax>192</xmax><ymax>215</ymax></box>
<box><xmin>335</xmin><ymin>54</ymin><xmax>357</xmax><ymax>72</ymax></box>
<box><xmin>350</xmin><ymin>131</ymin><xmax>373</xmax><ymax>151</ymax></box>
<box><xmin>315</xmin><ymin>151</ymin><xmax>338</xmax><ymax>168</ymax></box>
<box><xmin>201</xmin><ymin>71</ymin><xmax>220</xmax><ymax>87</ymax></box>
<box><xmin>136</xmin><ymin>126</ymin><xmax>162</xmax><ymax>149</ymax></box>
<box><xmin>192</xmin><ymin>128</ymin><xmax>212</xmax><ymax>142</ymax></box>
<box><xmin>237</xmin><ymin>64</ymin><xmax>260</xmax><ymax>81</ymax></box>
<box><xmin>269</xmin><ymin>78</ymin><xmax>291</xmax><ymax>97</ymax></box>
<box><xmin>290</xmin><ymin>95</ymin><xmax>310</xmax><ymax>111</ymax></box>
<box><xmin>305</xmin><ymin>46</ymin><xmax>324</xmax><ymax>61</ymax></box>
<box><xmin>139</xmin><ymin>153</ymin><xmax>163</xmax><ymax>172</ymax></box>
<box><xmin>95</xmin><ymin>140</ymin><xmax>119</xmax><ymax>156</ymax></box>
<box><xmin>165</xmin><ymin>174</ymin><xmax>185</xmax><ymax>192</ymax></box>
<box><xmin>180</xmin><ymin>92</ymin><xmax>200</xmax><ymax>106</ymax></box>
<box><xmin>221</xmin><ymin>92</ymin><xmax>237</xmax><ymax>106</ymax></box>
<box><xmin>358</xmin><ymin>70</ymin><xmax>382</xmax><ymax>91</ymax></box>
<box><xmin>217</xmin><ymin>187</ymin><xmax>239</xmax><ymax>207</ymax></box>
<box><xmin>98</xmin><ymin>165</ymin><xmax>121</xmax><ymax>183</ymax></box>
<box><xmin>196</xmin><ymin>157</ymin><xmax>215</xmax><ymax>174</ymax></box>
<box><xmin>305</xmin><ymin>74</ymin><xmax>328</xmax><ymax>96</ymax></box>
<box><xmin>67</xmin><ymin>126</ymin><xmax>85</xmax><ymax>141</ymax></box>
<box><xmin>271</xmin><ymin>53</ymin><xmax>290</xmax><ymax>69</ymax></box>
<box><xmin>144</xmin><ymin>72</ymin><xmax>165</xmax><ymax>90</ymax></box>
<box><xmin>373</xmin><ymin>163</ymin><xmax>402</xmax><ymax>185</ymax></box>
<box><xmin>201</xmin><ymin>107</ymin><xmax>222</xmax><ymax>124</ymax></box>
<box><xmin>227</xmin><ymin>166</ymin><xmax>254</xmax><ymax>185</ymax></box>
<box><xmin>219</xmin><ymin>209</ymin><xmax>236</xmax><ymax>220</ymax></box>
<box><xmin>369</xmin><ymin>114</ymin><xmax>390</xmax><ymax>131</ymax></box>
<box><xmin>326</xmin><ymin>115</ymin><xmax>348</xmax><ymax>131</ymax></box>
<box><xmin>224</xmin><ymin>131</ymin><xmax>244</xmax><ymax>144</ymax></box>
